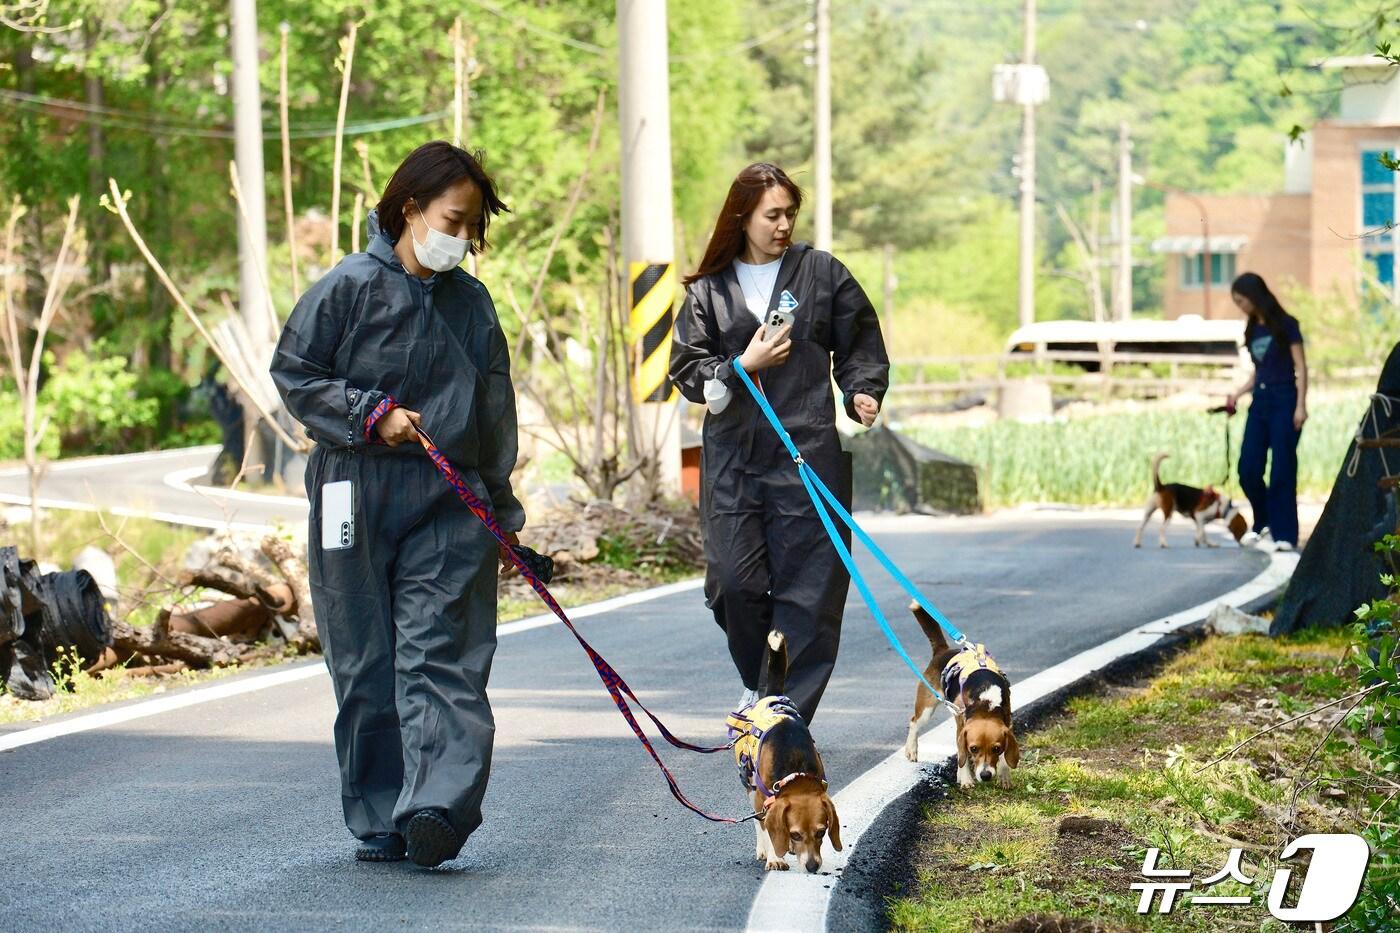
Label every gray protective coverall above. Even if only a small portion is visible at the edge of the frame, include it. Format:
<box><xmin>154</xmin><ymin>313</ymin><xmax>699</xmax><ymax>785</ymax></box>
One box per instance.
<box><xmin>669</xmin><ymin>243</ymin><xmax>888</xmax><ymax>721</ymax></box>
<box><xmin>270</xmin><ymin>211</ymin><xmax>523</xmax><ymax>849</ymax></box>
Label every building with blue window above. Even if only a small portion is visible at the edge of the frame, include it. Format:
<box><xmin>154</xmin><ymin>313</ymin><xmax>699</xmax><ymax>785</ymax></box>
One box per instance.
<box><xmin>1154</xmin><ymin>56</ymin><xmax>1400</xmax><ymax>319</ymax></box>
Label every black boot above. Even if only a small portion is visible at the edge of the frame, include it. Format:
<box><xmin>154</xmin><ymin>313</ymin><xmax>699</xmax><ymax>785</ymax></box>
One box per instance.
<box><xmin>354</xmin><ymin>833</ymin><xmax>406</xmax><ymax>862</ymax></box>
<box><xmin>405</xmin><ymin>809</ymin><xmax>460</xmax><ymax>868</ymax></box>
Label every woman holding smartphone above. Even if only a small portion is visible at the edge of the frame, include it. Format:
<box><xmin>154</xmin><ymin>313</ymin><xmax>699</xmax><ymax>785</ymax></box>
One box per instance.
<box><xmin>669</xmin><ymin>162</ymin><xmax>888</xmax><ymax>723</ymax></box>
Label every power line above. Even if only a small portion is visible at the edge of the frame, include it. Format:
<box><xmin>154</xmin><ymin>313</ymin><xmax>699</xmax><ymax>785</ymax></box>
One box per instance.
<box><xmin>461</xmin><ymin>0</ymin><xmax>608</xmax><ymax>55</ymax></box>
<box><xmin>671</xmin><ymin>14</ymin><xmax>810</xmax><ymax>63</ymax></box>
<box><xmin>0</xmin><ymin>88</ymin><xmax>450</xmax><ymax>139</ymax></box>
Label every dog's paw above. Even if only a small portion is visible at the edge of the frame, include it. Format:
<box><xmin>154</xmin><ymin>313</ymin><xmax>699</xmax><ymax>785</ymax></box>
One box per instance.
<box><xmin>903</xmin><ymin>747</ymin><xmax>919</xmax><ymax>762</ymax></box>
<box><xmin>1158</xmin><ymin>542</ymin><xmax>1168</xmax><ymax>549</ymax></box>
<box><xmin>957</xmin><ymin>770</ymin><xmax>975</xmax><ymax>788</ymax></box>
<box><xmin>998</xmin><ymin>775</ymin><xmax>1013</xmax><ymax>789</ymax></box>
<box><xmin>764</xmin><ymin>858</ymin><xmax>790</xmax><ymax>871</ymax></box>
<box><xmin>1133</xmin><ymin>542</ymin><xmax>1141</xmax><ymax>549</ymax></box>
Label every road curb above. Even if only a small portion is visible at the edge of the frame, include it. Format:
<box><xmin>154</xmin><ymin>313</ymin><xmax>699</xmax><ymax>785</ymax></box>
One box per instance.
<box><xmin>747</xmin><ymin>548</ymin><xmax>1296</xmax><ymax>933</ymax></box>
<box><xmin>825</xmin><ymin>585</ymin><xmax>1287</xmax><ymax>932</ymax></box>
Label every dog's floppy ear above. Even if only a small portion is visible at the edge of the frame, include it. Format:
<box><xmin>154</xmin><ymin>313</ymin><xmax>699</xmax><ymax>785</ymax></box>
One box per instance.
<box><xmin>1005</xmin><ymin>729</ymin><xmax>1020</xmax><ymax>769</ymax></box>
<box><xmin>956</xmin><ymin>720</ymin><xmax>969</xmax><ymax>767</ymax></box>
<box><xmin>823</xmin><ymin>797</ymin><xmax>843</xmax><ymax>851</ymax></box>
<box><xmin>764</xmin><ymin>799</ymin><xmax>790</xmax><ymax>858</ymax></box>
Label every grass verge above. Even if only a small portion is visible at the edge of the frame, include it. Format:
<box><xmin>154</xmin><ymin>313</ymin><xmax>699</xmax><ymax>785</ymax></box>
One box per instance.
<box><xmin>888</xmin><ymin>626</ymin><xmax>1383</xmax><ymax>932</ymax></box>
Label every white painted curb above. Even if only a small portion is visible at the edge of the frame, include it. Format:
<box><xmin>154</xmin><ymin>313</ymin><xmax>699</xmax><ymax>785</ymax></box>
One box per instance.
<box><xmin>745</xmin><ymin>549</ymin><xmax>1299</xmax><ymax>933</ymax></box>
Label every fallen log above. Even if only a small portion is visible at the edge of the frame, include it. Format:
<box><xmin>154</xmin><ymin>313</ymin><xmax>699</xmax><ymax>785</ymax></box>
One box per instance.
<box><xmin>260</xmin><ymin>536</ymin><xmax>318</xmax><ymax>649</ymax></box>
<box><xmin>109</xmin><ymin>614</ymin><xmax>251</xmax><ymax>668</ymax></box>
<box><xmin>167</xmin><ymin>595</ymin><xmax>273</xmax><ymax>642</ymax></box>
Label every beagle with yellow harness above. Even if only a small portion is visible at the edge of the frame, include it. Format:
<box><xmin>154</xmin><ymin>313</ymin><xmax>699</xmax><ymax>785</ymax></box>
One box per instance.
<box><xmin>904</xmin><ymin>602</ymin><xmax>1020</xmax><ymax>788</ymax></box>
<box><xmin>726</xmin><ymin>631</ymin><xmax>841</xmax><ymax>872</ymax></box>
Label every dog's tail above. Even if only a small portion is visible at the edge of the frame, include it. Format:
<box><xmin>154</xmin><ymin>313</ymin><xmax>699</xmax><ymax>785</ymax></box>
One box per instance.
<box><xmin>1151</xmin><ymin>452</ymin><xmax>1169</xmax><ymax>491</ymax></box>
<box><xmin>909</xmin><ymin>600</ymin><xmax>951</xmax><ymax>654</ymax></box>
<box><xmin>765</xmin><ymin>630</ymin><xmax>789</xmax><ymax>698</ymax></box>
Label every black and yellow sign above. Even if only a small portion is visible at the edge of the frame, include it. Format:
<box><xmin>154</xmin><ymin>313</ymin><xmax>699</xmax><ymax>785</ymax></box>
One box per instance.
<box><xmin>629</xmin><ymin>261</ymin><xmax>677</xmax><ymax>403</ymax></box>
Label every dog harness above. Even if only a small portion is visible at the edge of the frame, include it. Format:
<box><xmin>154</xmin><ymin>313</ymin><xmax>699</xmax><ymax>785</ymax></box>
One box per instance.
<box><xmin>940</xmin><ymin>643</ymin><xmax>1004</xmax><ymax>710</ymax></box>
<box><xmin>725</xmin><ymin>696</ymin><xmax>826</xmax><ymax>808</ymax></box>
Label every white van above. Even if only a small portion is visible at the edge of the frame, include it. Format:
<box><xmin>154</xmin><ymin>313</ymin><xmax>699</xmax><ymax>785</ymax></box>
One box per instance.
<box><xmin>1004</xmin><ymin>316</ymin><xmax>1247</xmax><ymax>372</ymax></box>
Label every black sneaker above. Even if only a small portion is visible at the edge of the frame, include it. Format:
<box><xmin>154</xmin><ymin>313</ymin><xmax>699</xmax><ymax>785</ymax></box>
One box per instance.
<box><xmin>405</xmin><ymin>809</ymin><xmax>460</xmax><ymax>868</ymax></box>
<box><xmin>354</xmin><ymin>833</ymin><xmax>406</xmax><ymax>862</ymax></box>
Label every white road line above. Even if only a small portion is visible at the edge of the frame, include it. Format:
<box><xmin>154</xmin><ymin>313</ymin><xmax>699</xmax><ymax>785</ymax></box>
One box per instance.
<box><xmin>0</xmin><ymin>445</ymin><xmax>220</xmax><ymax>478</ymax></box>
<box><xmin>0</xmin><ymin>575</ymin><xmax>705</xmax><ymax>753</ymax></box>
<box><xmin>163</xmin><ymin>464</ymin><xmax>309</xmax><ymax>509</ymax></box>
<box><xmin>745</xmin><ymin>549</ymin><xmax>1298</xmax><ymax>933</ymax></box>
<box><xmin>0</xmin><ymin>492</ymin><xmax>274</xmax><ymax>534</ymax></box>
<box><xmin>0</xmin><ymin>664</ymin><xmax>327</xmax><ymax>752</ymax></box>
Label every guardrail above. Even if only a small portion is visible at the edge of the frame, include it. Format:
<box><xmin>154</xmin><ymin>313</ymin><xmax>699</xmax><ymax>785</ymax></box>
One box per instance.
<box><xmin>885</xmin><ymin>349</ymin><xmax>1246</xmax><ymax>409</ymax></box>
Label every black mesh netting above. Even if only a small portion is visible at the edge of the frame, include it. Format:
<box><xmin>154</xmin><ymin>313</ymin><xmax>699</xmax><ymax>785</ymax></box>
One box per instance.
<box><xmin>1271</xmin><ymin>341</ymin><xmax>1400</xmax><ymax>635</ymax></box>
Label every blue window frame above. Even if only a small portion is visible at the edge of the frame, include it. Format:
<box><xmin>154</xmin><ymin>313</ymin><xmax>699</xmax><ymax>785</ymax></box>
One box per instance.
<box><xmin>1361</xmin><ymin>149</ymin><xmax>1396</xmax><ymax>290</ymax></box>
<box><xmin>1180</xmin><ymin>252</ymin><xmax>1236</xmax><ymax>288</ymax></box>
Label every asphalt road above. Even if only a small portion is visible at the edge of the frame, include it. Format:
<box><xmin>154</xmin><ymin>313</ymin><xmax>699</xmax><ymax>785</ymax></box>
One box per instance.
<box><xmin>0</xmin><ymin>446</ymin><xmax>304</xmax><ymax>531</ymax></box>
<box><xmin>1</xmin><ymin>512</ymin><xmax>1268</xmax><ymax>932</ymax></box>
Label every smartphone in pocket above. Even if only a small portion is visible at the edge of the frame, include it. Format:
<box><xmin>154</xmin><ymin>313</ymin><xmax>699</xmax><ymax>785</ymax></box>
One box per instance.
<box><xmin>763</xmin><ymin>308</ymin><xmax>795</xmax><ymax>341</ymax></box>
<box><xmin>321</xmin><ymin>480</ymin><xmax>354</xmax><ymax>550</ymax></box>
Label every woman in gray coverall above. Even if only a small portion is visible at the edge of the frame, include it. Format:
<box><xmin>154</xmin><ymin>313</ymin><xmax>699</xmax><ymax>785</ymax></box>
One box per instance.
<box><xmin>271</xmin><ymin>142</ymin><xmax>524</xmax><ymax>867</ymax></box>
<box><xmin>670</xmin><ymin>163</ymin><xmax>888</xmax><ymax>724</ymax></box>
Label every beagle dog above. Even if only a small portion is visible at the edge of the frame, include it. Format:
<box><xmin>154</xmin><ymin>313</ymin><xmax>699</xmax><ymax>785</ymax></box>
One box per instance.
<box><xmin>903</xmin><ymin>602</ymin><xmax>1020</xmax><ymax>789</ymax></box>
<box><xmin>1133</xmin><ymin>452</ymin><xmax>1249</xmax><ymax>549</ymax></box>
<box><xmin>726</xmin><ymin>631</ymin><xmax>841</xmax><ymax>872</ymax></box>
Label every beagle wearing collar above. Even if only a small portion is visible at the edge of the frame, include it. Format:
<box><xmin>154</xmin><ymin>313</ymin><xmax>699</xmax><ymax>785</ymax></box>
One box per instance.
<box><xmin>1133</xmin><ymin>452</ymin><xmax>1249</xmax><ymax>549</ymax></box>
<box><xmin>726</xmin><ymin>631</ymin><xmax>841</xmax><ymax>872</ymax></box>
<box><xmin>903</xmin><ymin>602</ymin><xmax>1020</xmax><ymax>789</ymax></box>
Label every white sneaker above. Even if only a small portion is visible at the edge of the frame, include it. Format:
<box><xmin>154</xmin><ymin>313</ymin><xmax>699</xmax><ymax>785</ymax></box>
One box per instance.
<box><xmin>1240</xmin><ymin>530</ymin><xmax>1261</xmax><ymax>546</ymax></box>
<box><xmin>1275</xmin><ymin>540</ymin><xmax>1295</xmax><ymax>552</ymax></box>
<box><xmin>737</xmin><ymin>688</ymin><xmax>758</xmax><ymax>711</ymax></box>
<box><xmin>1244</xmin><ymin>528</ymin><xmax>1274</xmax><ymax>549</ymax></box>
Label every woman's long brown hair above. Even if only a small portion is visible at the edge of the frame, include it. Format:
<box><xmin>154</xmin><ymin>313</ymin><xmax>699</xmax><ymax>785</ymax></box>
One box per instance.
<box><xmin>684</xmin><ymin>163</ymin><xmax>803</xmax><ymax>285</ymax></box>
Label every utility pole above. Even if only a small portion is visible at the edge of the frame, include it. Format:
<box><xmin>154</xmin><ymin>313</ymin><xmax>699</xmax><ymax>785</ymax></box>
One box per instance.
<box><xmin>1017</xmin><ymin>0</ymin><xmax>1037</xmax><ymax>329</ymax></box>
<box><xmin>230</xmin><ymin>0</ymin><xmax>270</xmax><ymax>344</ymax></box>
<box><xmin>617</xmin><ymin>0</ymin><xmax>680</xmax><ymax>491</ymax></box>
<box><xmin>814</xmin><ymin>0</ymin><xmax>832</xmax><ymax>252</ymax></box>
<box><xmin>1116</xmin><ymin>121</ymin><xmax>1133</xmax><ymax>321</ymax></box>
<box><xmin>231</xmin><ymin>0</ymin><xmax>273</xmax><ymax>480</ymax></box>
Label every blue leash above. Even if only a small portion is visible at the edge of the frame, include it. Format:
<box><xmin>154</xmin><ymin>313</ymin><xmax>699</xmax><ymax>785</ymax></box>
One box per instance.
<box><xmin>731</xmin><ymin>357</ymin><xmax>968</xmax><ymax>709</ymax></box>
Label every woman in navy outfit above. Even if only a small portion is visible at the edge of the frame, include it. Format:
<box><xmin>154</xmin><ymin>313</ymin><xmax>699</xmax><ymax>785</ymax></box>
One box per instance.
<box><xmin>1225</xmin><ymin>272</ymin><xmax>1309</xmax><ymax>551</ymax></box>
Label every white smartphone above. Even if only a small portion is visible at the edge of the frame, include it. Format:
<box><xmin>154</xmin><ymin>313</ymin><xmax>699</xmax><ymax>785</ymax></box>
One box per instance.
<box><xmin>763</xmin><ymin>308</ymin><xmax>795</xmax><ymax>341</ymax></box>
<box><xmin>321</xmin><ymin>480</ymin><xmax>355</xmax><ymax>550</ymax></box>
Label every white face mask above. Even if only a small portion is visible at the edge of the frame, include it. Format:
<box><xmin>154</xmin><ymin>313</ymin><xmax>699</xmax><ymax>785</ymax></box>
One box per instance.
<box><xmin>408</xmin><ymin>200</ymin><xmax>470</xmax><ymax>272</ymax></box>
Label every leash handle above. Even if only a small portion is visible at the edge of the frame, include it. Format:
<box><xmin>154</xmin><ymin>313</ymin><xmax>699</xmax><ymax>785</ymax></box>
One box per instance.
<box><xmin>731</xmin><ymin>359</ymin><xmax>965</xmax><ymax>711</ymax></box>
<box><xmin>410</xmin><ymin>424</ymin><xmax>753</xmax><ymax>824</ymax></box>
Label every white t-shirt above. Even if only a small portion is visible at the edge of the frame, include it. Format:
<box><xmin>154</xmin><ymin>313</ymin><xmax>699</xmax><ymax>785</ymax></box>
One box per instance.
<box><xmin>734</xmin><ymin>257</ymin><xmax>782</xmax><ymax>322</ymax></box>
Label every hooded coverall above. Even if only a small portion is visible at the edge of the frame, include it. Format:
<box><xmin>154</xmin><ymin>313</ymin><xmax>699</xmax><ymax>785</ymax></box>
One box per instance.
<box><xmin>669</xmin><ymin>243</ymin><xmax>888</xmax><ymax>722</ymax></box>
<box><xmin>270</xmin><ymin>211</ymin><xmax>523</xmax><ymax>850</ymax></box>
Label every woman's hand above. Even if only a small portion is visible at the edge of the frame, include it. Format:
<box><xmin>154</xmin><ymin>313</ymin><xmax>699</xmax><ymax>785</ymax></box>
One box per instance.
<box><xmin>1294</xmin><ymin>404</ymin><xmax>1308</xmax><ymax>431</ymax></box>
<box><xmin>375</xmin><ymin>407</ymin><xmax>422</xmax><ymax>447</ymax></box>
<box><xmin>738</xmin><ymin>323</ymin><xmax>792</xmax><ymax>373</ymax></box>
<box><xmin>852</xmin><ymin>393</ymin><xmax>880</xmax><ymax>427</ymax></box>
<box><xmin>1224</xmin><ymin>393</ymin><xmax>1238</xmax><ymax>415</ymax></box>
<box><xmin>498</xmin><ymin>531</ymin><xmax>520</xmax><ymax>578</ymax></box>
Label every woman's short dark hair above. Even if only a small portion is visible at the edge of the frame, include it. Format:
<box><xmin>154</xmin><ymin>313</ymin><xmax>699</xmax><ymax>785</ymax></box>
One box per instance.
<box><xmin>376</xmin><ymin>141</ymin><xmax>509</xmax><ymax>254</ymax></box>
